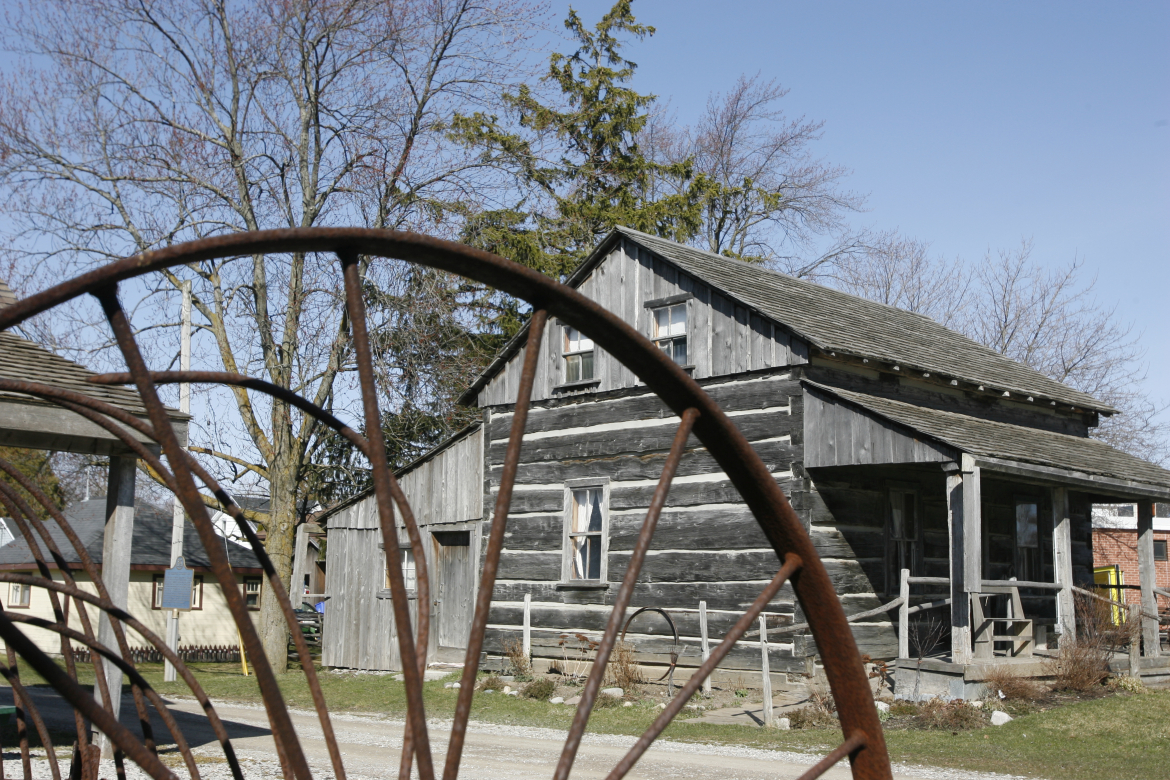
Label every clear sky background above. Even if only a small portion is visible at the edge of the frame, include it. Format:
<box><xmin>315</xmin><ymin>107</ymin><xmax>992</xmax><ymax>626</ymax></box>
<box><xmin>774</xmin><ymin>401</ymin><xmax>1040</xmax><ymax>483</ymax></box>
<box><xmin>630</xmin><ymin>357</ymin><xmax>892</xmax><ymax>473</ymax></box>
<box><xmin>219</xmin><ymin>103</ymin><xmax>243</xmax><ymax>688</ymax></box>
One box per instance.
<box><xmin>551</xmin><ymin>1</ymin><xmax>1169</xmax><ymax>420</ymax></box>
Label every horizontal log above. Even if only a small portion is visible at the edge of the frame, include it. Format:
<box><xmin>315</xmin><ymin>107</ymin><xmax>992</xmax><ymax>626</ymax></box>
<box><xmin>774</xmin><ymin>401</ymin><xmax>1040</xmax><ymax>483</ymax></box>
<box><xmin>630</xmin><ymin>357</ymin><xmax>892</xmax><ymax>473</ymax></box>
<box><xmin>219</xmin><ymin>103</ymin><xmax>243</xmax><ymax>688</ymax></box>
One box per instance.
<box><xmin>501</xmin><ymin>475</ymin><xmax>795</xmax><ymax>514</ymax></box>
<box><xmin>490</xmin><ymin>411</ymin><xmax>799</xmax><ymax>464</ymax></box>
<box><xmin>492</xmin><ymin>376</ymin><xmax>802</xmax><ymax>438</ymax></box>
<box><xmin>489</xmin><ymin>439</ymin><xmax>796</xmax><ymax>486</ymax></box>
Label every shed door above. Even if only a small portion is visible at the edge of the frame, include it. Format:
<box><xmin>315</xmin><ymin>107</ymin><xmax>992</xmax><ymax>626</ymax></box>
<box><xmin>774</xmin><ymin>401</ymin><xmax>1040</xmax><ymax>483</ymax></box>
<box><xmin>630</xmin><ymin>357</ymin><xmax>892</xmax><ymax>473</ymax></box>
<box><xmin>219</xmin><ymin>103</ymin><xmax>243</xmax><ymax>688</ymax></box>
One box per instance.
<box><xmin>433</xmin><ymin>530</ymin><xmax>474</xmax><ymax>649</ymax></box>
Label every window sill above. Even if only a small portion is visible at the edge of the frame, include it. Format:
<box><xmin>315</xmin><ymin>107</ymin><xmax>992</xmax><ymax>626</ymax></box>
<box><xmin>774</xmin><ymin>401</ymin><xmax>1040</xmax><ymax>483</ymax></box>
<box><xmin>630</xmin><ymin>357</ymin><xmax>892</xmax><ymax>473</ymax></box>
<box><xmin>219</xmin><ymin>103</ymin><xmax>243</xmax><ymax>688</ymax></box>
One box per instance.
<box><xmin>376</xmin><ymin>588</ymin><xmax>418</xmax><ymax>600</ymax></box>
<box><xmin>553</xmin><ymin>379</ymin><xmax>600</xmax><ymax>393</ymax></box>
<box><xmin>555</xmin><ymin>581</ymin><xmax>610</xmax><ymax>591</ymax></box>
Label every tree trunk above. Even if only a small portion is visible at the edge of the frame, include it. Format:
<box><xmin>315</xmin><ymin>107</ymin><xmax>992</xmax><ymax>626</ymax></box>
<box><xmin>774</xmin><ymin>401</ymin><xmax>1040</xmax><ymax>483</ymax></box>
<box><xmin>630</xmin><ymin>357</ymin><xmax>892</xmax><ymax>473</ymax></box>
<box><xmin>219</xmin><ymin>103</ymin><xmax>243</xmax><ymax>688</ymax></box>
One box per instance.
<box><xmin>259</xmin><ymin>466</ymin><xmax>298</xmax><ymax>672</ymax></box>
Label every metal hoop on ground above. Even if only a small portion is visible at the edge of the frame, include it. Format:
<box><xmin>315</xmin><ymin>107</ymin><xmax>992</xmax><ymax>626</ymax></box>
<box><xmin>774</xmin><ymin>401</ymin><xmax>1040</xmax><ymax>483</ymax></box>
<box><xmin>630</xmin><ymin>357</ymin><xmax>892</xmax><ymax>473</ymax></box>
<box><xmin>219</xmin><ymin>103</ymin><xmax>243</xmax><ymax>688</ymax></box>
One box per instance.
<box><xmin>0</xmin><ymin>228</ymin><xmax>892</xmax><ymax>780</ymax></box>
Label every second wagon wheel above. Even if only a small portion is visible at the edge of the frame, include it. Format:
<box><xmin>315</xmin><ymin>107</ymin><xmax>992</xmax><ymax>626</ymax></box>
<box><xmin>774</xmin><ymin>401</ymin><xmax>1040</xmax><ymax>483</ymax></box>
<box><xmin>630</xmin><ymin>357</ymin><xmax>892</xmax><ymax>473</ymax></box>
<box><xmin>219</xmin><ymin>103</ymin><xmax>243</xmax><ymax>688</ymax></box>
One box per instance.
<box><xmin>0</xmin><ymin>227</ymin><xmax>892</xmax><ymax>780</ymax></box>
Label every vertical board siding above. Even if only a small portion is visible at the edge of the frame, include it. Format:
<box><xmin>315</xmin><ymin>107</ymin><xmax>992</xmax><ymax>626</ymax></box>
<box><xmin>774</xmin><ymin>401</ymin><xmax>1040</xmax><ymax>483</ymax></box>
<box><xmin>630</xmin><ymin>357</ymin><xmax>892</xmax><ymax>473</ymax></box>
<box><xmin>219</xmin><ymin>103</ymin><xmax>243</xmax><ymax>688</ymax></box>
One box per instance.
<box><xmin>322</xmin><ymin>427</ymin><xmax>483</xmax><ymax>669</ymax></box>
<box><xmin>477</xmin><ymin>238</ymin><xmax>808</xmax><ymax>406</ymax></box>
<box><xmin>803</xmin><ymin>388</ymin><xmax>955</xmax><ymax>467</ymax></box>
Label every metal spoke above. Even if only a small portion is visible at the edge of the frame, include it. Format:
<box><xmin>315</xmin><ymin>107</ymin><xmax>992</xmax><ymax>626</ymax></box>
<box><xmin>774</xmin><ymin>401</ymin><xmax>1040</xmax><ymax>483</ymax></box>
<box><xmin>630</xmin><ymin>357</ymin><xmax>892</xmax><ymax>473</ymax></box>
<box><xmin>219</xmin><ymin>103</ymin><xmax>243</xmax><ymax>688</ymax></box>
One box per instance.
<box><xmin>95</xmin><ymin>286</ymin><xmax>312</xmax><ymax>780</ymax></box>
<box><xmin>338</xmin><ymin>252</ymin><xmax>436</xmax><ymax>780</ymax></box>
<box><xmin>0</xmin><ymin>228</ymin><xmax>893</xmax><ymax>780</ymax></box>
<box><xmin>795</xmin><ymin>734</ymin><xmax>868</xmax><ymax>780</ymax></box>
<box><xmin>604</xmin><ymin>553</ymin><xmax>803</xmax><ymax>780</ymax></box>
<box><xmin>0</xmin><ymin>617</ymin><xmax>170</xmax><ymax>780</ymax></box>
<box><xmin>443</xmin><ymin>308</ymin><xmax>548</xmax><ymax>780</ymax></box>
<box><xmin>555</xmin><ymin>407</ymin><xmax>700</xmax><ymax>780</ymax></box>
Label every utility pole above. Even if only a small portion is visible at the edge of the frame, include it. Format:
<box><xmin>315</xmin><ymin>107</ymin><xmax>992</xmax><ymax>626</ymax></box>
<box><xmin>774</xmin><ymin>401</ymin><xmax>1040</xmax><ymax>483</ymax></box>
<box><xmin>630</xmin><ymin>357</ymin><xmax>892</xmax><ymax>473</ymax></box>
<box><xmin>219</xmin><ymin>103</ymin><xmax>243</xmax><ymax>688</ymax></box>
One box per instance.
<box><xmin>164</xmin><ymin>280</ymin><xmax>191</xmax><ymax>683</ymax></box>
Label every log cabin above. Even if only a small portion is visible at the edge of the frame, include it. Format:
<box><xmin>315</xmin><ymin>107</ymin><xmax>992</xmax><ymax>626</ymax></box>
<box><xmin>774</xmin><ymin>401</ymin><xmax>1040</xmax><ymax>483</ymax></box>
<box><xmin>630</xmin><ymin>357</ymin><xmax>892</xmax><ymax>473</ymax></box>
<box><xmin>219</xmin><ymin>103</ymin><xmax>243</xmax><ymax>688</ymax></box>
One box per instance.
<box><xmin>320</xmin><ymin>227</ymin><xmax>1170</xmax><ymax>688</ymax></box>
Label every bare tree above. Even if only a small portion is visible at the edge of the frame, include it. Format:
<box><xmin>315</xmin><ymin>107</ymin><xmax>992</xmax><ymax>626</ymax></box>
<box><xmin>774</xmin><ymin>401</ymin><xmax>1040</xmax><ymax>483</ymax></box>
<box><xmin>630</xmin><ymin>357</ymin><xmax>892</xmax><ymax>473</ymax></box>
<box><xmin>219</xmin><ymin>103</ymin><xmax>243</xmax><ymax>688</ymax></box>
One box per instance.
<box><xmin>828</xmin><ymin>235</ymin><xmax>1167</xmax><ymax>463</ymax></box>
<box><xmin>965</xmin><ymin>242</ymin><xmax>1167</xmax><ymax>462</ymax></box>
<box><xmin>644</xmin><ymin>74</ymin><xmax>863</xmax><ymax>264</ymax></box>
<box><xmin>0</xmin><ymin>0</ymin><xmax>540</xmax><ymax>667</ymax></box>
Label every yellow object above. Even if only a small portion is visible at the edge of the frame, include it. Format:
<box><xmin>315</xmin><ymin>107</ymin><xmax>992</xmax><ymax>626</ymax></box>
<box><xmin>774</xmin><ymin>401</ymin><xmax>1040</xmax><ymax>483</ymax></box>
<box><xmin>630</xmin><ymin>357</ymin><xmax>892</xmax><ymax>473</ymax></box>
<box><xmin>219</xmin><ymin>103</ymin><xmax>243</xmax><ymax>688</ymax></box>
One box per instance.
<box><xmin>238</xmin><ymin>627</ymin><xmax>249</xmax><ymax>676</ymax></box>
<box><xmin>1093</xmin><ymin>565</ymin><xmax>1124</xmax><ymax>624</ymax></box>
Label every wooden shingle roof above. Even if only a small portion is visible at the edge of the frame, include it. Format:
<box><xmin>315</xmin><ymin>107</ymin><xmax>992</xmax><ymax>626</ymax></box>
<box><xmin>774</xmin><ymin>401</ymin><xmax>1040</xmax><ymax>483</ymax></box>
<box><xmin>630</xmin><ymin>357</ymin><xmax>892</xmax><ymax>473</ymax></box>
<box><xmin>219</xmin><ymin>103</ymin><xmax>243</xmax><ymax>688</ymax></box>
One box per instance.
<box><xmin>617</xmin><ymin>227</ymin><xmax>1112</xmax><ymax>413</ymax></box>
<box><xmin>804</xmin><ymin>380</ymin><xmax>1170</xmax><ymax>491</ymax></box>
<box><xmin>0</xmin><ymin>331</ymin><xmax>167</xmax><ymax>417</ymax></box>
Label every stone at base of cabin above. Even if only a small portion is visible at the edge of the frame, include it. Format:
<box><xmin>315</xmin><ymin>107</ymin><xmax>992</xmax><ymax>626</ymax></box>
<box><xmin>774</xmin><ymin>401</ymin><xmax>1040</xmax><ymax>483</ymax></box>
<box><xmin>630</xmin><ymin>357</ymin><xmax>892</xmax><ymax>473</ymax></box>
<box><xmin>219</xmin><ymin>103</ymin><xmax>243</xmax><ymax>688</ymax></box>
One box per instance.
<box><xmin>874</xmin><ymin>702</ymin><xmax>889</xmax><ymax>713</ymax></box>
<box><xmin>566</xmin><ymin>696</ymin><xmax>581</xmax><ymax>705</ymax></box>
<box><xmin>990</xmin><ymin>711</ymin><xmax>1012</xmax><ymax>726</ymax></box>
<box><xmin>507</xmin><ymin>691</ymin><xmax>519</xmax><ymax>697</ymax></box>
<box><xmin>623</xmin><ymin>702</ymin><xmax>632</xmax><ymax>707</ymax></box>
<box><xmin>658</xmin><ymin>703</ymin><xmax>666</xmax><ymax>710</ymax></box>
<box><xmin>777</xmin><ymin>717</ymin><xmax>791</xmax><ymax>730</ymax></box>
<box><xmin>502</xmin><ymin>686</ymin><xmax>512</xmax><ymax>693</ymax></box>
<box><xmin>550</xmin><ymin>697</ymin><xmax>564</xmax><ymax>704</ymax></box>
<box><xmin>601</xmin><ymin>687</ymin><xmax>623</xmax><ymax>697</ymax></box>
<box><xmin>968</xmin><ymin>700</ymin><xmax>982</xmax><ymax>708</ymax></box>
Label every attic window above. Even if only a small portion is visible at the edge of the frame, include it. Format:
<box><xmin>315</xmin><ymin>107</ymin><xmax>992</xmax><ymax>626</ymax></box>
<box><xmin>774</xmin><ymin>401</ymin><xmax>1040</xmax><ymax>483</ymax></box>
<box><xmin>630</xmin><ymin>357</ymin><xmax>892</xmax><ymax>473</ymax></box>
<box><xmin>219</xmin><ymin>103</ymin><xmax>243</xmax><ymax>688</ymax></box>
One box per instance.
<box><xmin>563</xmin><ymin>326</ymin><xmax>595</xmax><ymax>383</ymax></box>
<box><xmin>652</xmin><ymin>303</ymin><xmax>687</xmax><ymax>364</ymax></box>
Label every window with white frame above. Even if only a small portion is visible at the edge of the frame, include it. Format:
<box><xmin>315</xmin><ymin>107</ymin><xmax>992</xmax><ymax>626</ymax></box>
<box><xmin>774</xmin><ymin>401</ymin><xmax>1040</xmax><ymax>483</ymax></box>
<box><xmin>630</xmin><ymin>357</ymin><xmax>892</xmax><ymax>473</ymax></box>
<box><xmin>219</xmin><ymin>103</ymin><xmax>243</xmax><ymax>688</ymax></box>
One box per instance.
<box><xmin>387</xmin><ymin>548</ymin><xmax>417</xmax><ymax>593</ymax></box>
<box><xmin>9</xmin><ymin>580</ymin><xmax>30</xmax><ymax>608</ymax></box>
<box><xmin>562</xmin><ymin>325</ymin><xmax>595</xmax><ymax>383</ymax></box>
<box><xmin>243</xmin><ymin>577</ymin><xmax>262</xmax><ymax>610</ymax></box>
<box><xmin>565</xmin><ymin>485</ymin><xmax>607</xmax><ymax>581</ymax></box>
<box><xmin>652</xmin><ymin>303</ymin><xmax>687</xmax><ymax>364</ymax></box>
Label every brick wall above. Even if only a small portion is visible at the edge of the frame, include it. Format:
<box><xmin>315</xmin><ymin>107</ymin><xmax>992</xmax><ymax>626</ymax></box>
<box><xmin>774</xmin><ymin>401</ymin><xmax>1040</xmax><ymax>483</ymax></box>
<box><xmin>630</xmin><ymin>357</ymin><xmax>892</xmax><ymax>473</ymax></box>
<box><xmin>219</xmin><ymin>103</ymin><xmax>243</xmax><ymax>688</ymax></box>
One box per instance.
<box><xmin>1091</xmin><ymin>527</ymin><xmax>1170</xmax><ymax>605</ymax></box>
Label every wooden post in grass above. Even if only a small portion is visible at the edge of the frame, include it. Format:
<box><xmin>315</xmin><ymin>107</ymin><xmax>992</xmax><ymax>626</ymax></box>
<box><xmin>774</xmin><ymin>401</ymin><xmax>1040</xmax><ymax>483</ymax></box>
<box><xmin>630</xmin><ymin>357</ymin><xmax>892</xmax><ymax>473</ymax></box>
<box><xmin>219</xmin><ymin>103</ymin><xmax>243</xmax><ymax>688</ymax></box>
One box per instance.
<box><xmin>523</xmin><ymin>593</ymin><xmax>532</xmax><ymax>661</ymax></box>
<box><xmin>699</xmin><ymin>600</ymin><xmax>712</xmax><ymax>695</ymax></box>
<box><xmin>760</xmin><ymin>615</ymin><xmax>773</xmax><ymax>726</ymax></box>
<box><xmin>1128</xmin><ymin>604</ymin><xmax>1141</xmax><ymax>678</ymax></box>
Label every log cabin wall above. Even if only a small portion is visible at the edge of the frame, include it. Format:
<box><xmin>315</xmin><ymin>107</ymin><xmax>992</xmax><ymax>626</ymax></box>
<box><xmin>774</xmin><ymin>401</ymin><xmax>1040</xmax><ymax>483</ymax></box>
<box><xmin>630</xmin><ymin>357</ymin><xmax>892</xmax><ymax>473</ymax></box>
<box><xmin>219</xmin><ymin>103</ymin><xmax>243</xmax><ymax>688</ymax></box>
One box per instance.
<box><xmin>482</xmin><ymin>371</ymin><xmax>809</xmax><ymax>673</ymax></box>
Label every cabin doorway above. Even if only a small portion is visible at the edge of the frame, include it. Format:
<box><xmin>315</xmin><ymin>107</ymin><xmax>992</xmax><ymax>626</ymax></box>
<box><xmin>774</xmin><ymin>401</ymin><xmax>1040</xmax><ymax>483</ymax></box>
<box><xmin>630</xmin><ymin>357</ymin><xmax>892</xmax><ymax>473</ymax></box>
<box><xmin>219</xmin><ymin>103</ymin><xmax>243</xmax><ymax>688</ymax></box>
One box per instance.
<box><xmin>432</xmin><ymin>530</ymin><xmax>475</xmax><ymax>653</ymax></box>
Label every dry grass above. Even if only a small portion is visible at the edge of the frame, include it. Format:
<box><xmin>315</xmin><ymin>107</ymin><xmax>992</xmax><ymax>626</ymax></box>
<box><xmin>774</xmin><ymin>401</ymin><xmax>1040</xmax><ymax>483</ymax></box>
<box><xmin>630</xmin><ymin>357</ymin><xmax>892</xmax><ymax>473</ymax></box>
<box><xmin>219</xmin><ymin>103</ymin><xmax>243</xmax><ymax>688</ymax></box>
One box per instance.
<box><xmin>604</xmin><ymin>641</ymin><xmax>644</xmax><ymax>692</ymax></box>
<box><xmin>912</xmin><ymin>699</ymin><xmax>985</xmax><ymax>731</ymax></box>
<box><xmin>983</xmin><ymin>665</ymin><xmax>1046</xmax><ymax>701</ymax></box>
<box><xmin>503</xmin><ymin>638</ymin><xmax>533</xmax><ymax>680</ymax></box>
<box><xmin>477</xmin><ymin>674</ymin><xmax>505</xmax><ymax>691</ymax></box>
<box><xmin>521</xmin><ymin>677</ymin><xmax>556</xmax><ymax>700</ymax></box>
<box><xmin>1044</xmin><ymin>593</ymin><xmax>1125</xmax><ymax>692</ymax></box>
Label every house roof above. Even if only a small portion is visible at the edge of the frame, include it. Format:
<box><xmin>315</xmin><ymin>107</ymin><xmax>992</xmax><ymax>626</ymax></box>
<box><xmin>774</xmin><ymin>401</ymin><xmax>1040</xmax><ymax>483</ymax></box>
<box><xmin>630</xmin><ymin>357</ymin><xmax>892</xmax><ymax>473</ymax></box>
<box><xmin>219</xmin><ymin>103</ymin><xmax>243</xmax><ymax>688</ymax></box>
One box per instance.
<box><xmin>0</xmin><ymin>498</ymin><xmax>263</xmax><ymax>572</ymax></box>
<box><xmin>0</xmin><ymin>331</ymin><xmax>187</xmax><ymax>420</ymax></box>
<box><xmin>803</xmin><ymin>380</ymin><xmax>1170</xmax><ymax>491</ymax></box>
<box><xmin>460</xmin><ymin>228</ymin><xmax>1112</xmax><ymax>412</ymax></box>
<box><xmin>615</xmin><ymin>228</ymin><xmax>1112</xmax><ymax>413</ymax></box>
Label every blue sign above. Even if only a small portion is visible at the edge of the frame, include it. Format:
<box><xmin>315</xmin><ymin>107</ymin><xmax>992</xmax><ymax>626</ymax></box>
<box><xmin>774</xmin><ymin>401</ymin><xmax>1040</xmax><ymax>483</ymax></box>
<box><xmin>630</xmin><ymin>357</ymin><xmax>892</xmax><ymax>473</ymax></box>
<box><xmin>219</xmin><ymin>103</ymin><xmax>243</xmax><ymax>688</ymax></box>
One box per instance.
<box><xmin>161</xmin><ymin>556</ymin><xmax>195</xmax><ymax>610</ymax></box>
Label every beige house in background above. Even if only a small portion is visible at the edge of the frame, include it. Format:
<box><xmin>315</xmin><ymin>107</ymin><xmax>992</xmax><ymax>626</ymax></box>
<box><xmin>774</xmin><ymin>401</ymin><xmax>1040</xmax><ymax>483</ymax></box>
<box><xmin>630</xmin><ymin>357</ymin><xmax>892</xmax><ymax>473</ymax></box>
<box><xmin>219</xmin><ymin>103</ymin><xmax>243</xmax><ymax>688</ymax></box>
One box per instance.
<box><xmin>0</xmin><ymin>498</ymin><xmax>264</xmax><ymax>653</ymax></box>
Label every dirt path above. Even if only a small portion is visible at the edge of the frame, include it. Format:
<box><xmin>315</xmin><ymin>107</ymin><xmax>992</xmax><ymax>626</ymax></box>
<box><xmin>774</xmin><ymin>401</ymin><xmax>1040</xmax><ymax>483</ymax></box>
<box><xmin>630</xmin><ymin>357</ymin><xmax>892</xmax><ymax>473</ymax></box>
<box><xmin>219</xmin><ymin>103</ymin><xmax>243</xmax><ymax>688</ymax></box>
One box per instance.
<box><xmin>4</xmin><ymin>688</ymin><xmax>1031</xmax><ymax>780</ymax></box>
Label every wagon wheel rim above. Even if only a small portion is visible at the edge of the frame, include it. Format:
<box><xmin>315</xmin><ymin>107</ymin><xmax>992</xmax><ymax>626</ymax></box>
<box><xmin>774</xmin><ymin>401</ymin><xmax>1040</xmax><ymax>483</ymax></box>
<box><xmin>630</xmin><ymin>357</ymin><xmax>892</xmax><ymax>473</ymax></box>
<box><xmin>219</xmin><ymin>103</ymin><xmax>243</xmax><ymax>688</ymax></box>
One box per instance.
<box><xmin>0</xmin><ymin>227</ymin><xmax>892</xmax><ymax>780</ymax></box>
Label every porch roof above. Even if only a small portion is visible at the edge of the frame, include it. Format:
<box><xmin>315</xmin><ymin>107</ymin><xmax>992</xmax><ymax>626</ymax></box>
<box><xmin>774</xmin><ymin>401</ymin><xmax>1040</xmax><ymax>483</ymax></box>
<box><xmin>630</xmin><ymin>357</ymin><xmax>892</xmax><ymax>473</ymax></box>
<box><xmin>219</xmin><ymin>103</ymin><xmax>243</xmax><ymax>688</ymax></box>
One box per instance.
<box><xmin>803</xmin><ymin>380</ymin><xmax>1170</xmax><ymax>499</ymax></box>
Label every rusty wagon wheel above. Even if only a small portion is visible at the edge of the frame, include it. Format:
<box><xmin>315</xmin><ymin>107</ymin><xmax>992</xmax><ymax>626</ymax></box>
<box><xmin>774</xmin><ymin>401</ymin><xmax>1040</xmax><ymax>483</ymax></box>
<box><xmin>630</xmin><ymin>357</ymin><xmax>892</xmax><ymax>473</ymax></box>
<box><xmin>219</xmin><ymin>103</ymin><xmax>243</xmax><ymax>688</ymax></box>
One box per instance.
<box><xmin>0</xmin><ymin>228</ymin><xmax>892</xmax><ymax>780</ymax></box>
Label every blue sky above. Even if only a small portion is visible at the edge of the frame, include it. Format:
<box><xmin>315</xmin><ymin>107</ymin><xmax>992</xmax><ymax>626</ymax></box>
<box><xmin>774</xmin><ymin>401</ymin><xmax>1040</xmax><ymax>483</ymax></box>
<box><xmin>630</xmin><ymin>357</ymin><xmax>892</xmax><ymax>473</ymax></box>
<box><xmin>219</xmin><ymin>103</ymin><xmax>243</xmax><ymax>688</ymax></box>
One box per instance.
<box><xmin>552</xmin><ymin>1</ymin><xmax>1169</xmax><ymax>412</ymax></box>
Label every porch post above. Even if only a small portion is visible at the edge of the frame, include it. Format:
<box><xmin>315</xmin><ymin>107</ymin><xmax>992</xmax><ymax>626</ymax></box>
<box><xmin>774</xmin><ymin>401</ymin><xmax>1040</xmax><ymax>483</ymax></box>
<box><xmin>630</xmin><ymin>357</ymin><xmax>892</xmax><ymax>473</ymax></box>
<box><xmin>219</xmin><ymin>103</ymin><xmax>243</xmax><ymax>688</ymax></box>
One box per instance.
<box><xmin>96</xmin><ymin>455</ymin><xmax>136</xmax><ymax>757</ymax></box>
<box><xmin>1052</xmin><ymin>487</ymin><xmax>1076</xmax><ymax>642</ymax></box>
<box><xmin>1136</xmin><ymin>500</ymin><xmax>1160</xmax><ymax>657</ymax></box>
<box><xmin>944</xmin><ymin>460</ymin><xmax>975</xmax><ymax>665</ymax></box>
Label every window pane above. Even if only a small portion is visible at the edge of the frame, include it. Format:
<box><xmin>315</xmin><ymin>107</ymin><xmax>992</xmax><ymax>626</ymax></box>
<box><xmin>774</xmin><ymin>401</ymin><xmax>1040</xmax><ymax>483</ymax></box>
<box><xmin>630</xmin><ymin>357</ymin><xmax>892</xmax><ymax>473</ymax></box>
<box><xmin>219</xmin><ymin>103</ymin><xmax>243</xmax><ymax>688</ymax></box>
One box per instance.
<box><xmin>1016</xmin><ymin>503</ymin><xmax>1039</xmax><ymax>548</ymax></box>
<box><xmin>154</xmin><ymin>577</ymin><xmax>165</xmax><ymax>609</ymax></box>
<box><xmin>670</xmin><ymin>304</ymin><xmax>686</xmax><ymax>335</ymax></box>
<box><xmin>580</xmin><ymin>350</ymin><xmax>594</xmax><ymax>380</ymax></box>
<box><xmin>1154</xmin><ymin>540</ymin><xmax>1167</xmax><ymax>561</ymax></box>
<box><xmin>403</xmin><ymin>550</ymin><xmax>417</xmax><ymax>591</ymax></box>
<box><xmin>565</xmin><ymin>326</ymin><xmax>578</xmax><ymax>352</ymax></box>
<box><xmin>672</xmin><ymin>337</ymin><xmax>688</xmax><ymax>365</ymax></box>
<box><xmin>587</xmin><ymin>536</ymin><xmax>602</xmax><ymax>579</ymax></box>
<box><xmin>572</xmin><ymin>490</ymin><xmax>589</xmax><ymax>532</ymax></box>
<box><xmin>566</xmin><ymin>354</ymin><xmax>580</xmax><ymax>383</ymax></box>
<box><xmin>654</xmin><ymin>307</ymin><xmax>669</xmax><ymax>337</ymax></box>
<box><xmin>570</xmin><ymin>535</ymin><xmax>588</xmax><ymax>579</ymax></box>
<box><xmin>588</xmin><ymin>490</ymin><xmax>603</xmax><ymax>532</ymax></box>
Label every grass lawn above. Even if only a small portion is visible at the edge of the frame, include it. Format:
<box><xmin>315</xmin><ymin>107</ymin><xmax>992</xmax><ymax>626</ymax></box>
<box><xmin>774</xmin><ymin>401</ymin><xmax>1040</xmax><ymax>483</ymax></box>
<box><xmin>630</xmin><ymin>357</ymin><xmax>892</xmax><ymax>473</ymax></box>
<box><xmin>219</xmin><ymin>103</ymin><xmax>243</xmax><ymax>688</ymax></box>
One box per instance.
<box><xmin>4</xmin><ymin>661</ymin><xmax>1168</xmax><ymax>779</ymax></box>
